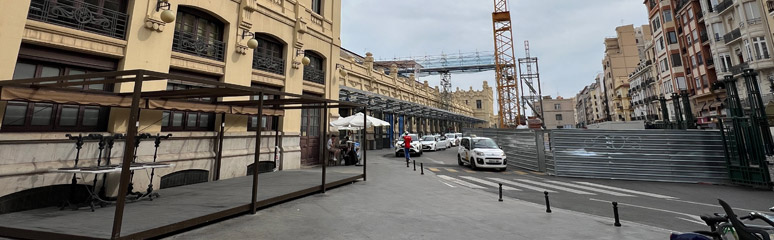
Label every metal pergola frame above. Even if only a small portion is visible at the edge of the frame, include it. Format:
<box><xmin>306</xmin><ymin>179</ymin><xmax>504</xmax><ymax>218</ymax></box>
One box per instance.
<box><xmin>0</xmin><ymin>69</ymin><xmax>367</xmax><ymax>239</ymax></box>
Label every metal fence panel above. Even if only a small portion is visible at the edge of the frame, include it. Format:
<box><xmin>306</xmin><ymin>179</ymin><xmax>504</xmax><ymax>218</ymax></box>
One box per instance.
<box><xmin>551</xmin><ymin>129</ymin><xmax>728</xmax><ymax>184</ymax></box>
<box><xmin>463</xmin><ymin>128</ymin><xmax>541</xmax><ymax>171</ymax></box>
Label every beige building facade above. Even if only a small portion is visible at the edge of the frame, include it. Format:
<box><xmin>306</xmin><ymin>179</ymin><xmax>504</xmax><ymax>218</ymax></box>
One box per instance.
<box><xmin>0</xmin><ymin>0</ymin><xmax>481</xmax><ymax>205</ymax></box>
<box><xmin>602</xmin><ymin>25</ymin><xmax>647</xmax><ymax>121</ymax></box>
<box><xmin>535</xmin><ymin>96</ymin><xmax>575</xmax><ymax>129</ymax></box>
<box><xmin>452</xmin><ymin>81</ymin><xmax>497</xmax><ymax>128</ymax></box>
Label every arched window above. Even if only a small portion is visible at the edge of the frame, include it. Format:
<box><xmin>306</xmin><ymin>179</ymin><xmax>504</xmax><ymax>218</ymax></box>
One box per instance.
<box><xmin>252</xmin><ymin>34</ymin><xmax>285</xmax><ymax>75</ymax></box>
<box><xmin>27</xmin><ymin>0</ymin><xmax>129</xmax><ymax>39</ymax></box>
<box><xmin>303</xmin><ymin>51</ymin><xmax>325</xmax><ymax>84</ymax></box>
<box><xmin>173</xmin><ymin>7</ymin><xmax>225</xmax><ymax>61</ymax></box>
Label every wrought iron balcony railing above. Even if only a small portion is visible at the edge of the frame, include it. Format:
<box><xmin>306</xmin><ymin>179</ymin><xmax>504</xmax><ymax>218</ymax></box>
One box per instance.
<box><xmin>252</xmin><ymin>53</ymin><xmax>285</xmax><ymax>75</ymax></box>
<box><xmin>748</xmin><ymin>17</ymin><xmax>763</xmax><ymax>25</ymax></box>
<box><xmin>303</xmin><ymin>67</ymin><xmax>325</xmax><ymax>85</ymax></box>
<box><xmin>724</xmin><ymin>28</ymin><xmax>742</xmax><ymax>44</ymax></box>
<box><xmin>27</xmin><ymin>0</ymin><xmax>128</xmax><ymax>39</ymax></box>
<box><xmin>715</xmin><ymin>0</ymin><xmax>734</xmax><ymax>14</ymax></box>
<box><xmin>768</xmin><ymin>0</ymin><xmax>774</xmax><ymax>14</ymax></box>
<box><xmin>729</xmin><ymin>62</ymin><xmax>749</xmax><ymax>75</ymax></box>
<box><xmin>172</xmin><ymin>31</ymin><xmax>225</xmax><ymax>61</ymax></box>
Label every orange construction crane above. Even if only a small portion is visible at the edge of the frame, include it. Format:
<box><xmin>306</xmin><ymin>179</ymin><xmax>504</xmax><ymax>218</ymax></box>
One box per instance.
<box><xmin>491</xmin><ymin>0</ymin><xmax>521</xmax><ymax>128</ymax></box>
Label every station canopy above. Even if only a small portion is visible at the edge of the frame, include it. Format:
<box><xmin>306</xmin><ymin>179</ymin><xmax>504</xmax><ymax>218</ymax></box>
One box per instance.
<box><xmin>339</xmin><ymin>86</ymin><xmax>485</xmax><ymax>123</ymax></box>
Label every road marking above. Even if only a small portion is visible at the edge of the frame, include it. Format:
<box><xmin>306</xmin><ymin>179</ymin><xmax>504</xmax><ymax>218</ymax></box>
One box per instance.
<box><xmin>431</xmin><ymin>160</ymin><xmax>445</xmax><ymax>165</ymax></box>
<box><xmin>514</xmin><ymin>179</ymin><xmax>596</xmax><ymax>195</ymax></box>
<box><xmin>438</xmin><ymin>175</ymin><xmax>486</xmax><ymax>189</ymax></box>
<box><xmin>531</xmin><ymin>171</ymin><xmax>546</xmax><ymax>176</ymax></box>
<box><xmin>428</xmin><ymin>168</ymin><xmax>440</xmax><ymax>172</ymax></box>
<box><xmin>589</xmin><ymin>198</ymin><xmax>703</xmax><ymax>223</ymax></box>
<box><xmin>665</xmin><ymin>198</ymin><xmax>759</xmax><ymax>213</ymax></box>
<box><xmin>463</xmin><ymin>170</ymin><xmax>476</xmax><ymax>173</ymax></box>
<box><xmin>446</xmin><ymin>168</ymin><xmax>458</xmax><ymax>173</ymax></box>
<box><xmin>514</xmin><ymin>170</ymin><xmax>528</xmax><ymax>175</ymax></box>
<box><xmin>575</xmin><ymin>182</ymin><xmax>675</xmax><ymax>199</ymax></box>
<box><xmin>460</xmin><ymin>176</ymin><xmax>520</xmax><ymax>190</ymax></box>
<box><xmin>543</xmin><ymin>180</ymin><xmax>634</xmax><ymax>197</ymax></box>
<box><xmin>501</xmin><ymin>172</ymin><xmax>511</xmax><ymax>175</ymax></box>
<box><xmin>488</xmin><ymin>177</ymin><xmax>556</xmax><ymax>193</ymax></box>
<box><xmin>439</xmin><ymin>180</ymin><xmax>456</xmax><ymax>188</ymax></box>
<box><xmin>676</xmin><ymin>217</ymin><xmax>707</xmax><ymax>226</ymax></box>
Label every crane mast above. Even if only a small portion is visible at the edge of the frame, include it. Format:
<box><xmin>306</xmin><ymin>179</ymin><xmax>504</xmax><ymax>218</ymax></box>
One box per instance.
<box><xmin>491</xmin><ymin>0</ymin><xmax>521</xmax><ymax>128</ymax></box>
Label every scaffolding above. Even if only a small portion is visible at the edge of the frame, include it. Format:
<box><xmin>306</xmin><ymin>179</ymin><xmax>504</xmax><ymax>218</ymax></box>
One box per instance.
<box><xmin>518</xmin><ymin>40</ymin><xmax>544</xmax><ymax>129</ymax></box>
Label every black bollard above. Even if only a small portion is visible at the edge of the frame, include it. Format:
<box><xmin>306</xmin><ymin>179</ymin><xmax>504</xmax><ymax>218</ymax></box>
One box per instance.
<box><xmin>420</xmin><ymin>163</ymin><xmax>424</xmax><ymax>175</ymax></box>
<box><xmin>413</xmin><ymin>160</ymin><xmax>416</xmax><ymax>171</ymax></box>
<box><xmin>498</xmin><ymin>183</ymin><xmax>503</xmax><ymax>202</ymax></box>
<box><xmin>613</xmin><ymin>202</ymin><xmax>621</xmax><ymax>227</ymax></box>
<box><xmin>544</xmin><ymin>191</ymin><xmax>552</xmax><ymax>213</ymax></box>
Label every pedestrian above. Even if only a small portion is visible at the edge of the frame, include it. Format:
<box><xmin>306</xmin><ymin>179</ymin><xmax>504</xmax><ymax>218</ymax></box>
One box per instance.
<box><xmin>327</xmin><ymin>134</ymin><xmax>340</xmax><ymax>165</ymax></box>
<box><xmin>403</xmin><ymin>132</ymin><xmax>412</xmax><ymax>161</ymax></box>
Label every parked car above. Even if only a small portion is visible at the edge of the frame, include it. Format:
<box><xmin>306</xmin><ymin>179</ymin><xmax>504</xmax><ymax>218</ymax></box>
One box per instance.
<box><xmin>457</xmin><ymin>137</ymin><xmax>507</xmax><ymax>171</ymax></box>
<box><xmin>419</xmin><ymin>135</ymin><xmax>449</xmax><ymax>151</ymax></box>
<box><xmin>395</xmin><ymin>134</ymin><xmax>422</xmax><ymax>157</ymax></box>
<box><xmin>436</xmin><ymin>135</ymin><xmax>452</xmax><ymax>149</ymax></box>
<box><xmin>445</xmin><ymin>133</ymin><xmax>458</xmax><ymax>146</ymax></box>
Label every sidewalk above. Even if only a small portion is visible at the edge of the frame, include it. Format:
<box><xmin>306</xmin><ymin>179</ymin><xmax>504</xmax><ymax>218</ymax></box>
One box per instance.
<box><xmin>166</xmin><ymin>150</ymin><xmax>667</xmax><ymax>240</ymax></box>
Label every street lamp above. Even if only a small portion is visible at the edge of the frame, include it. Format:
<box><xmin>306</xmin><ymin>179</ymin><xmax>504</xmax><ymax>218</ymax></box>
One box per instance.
<box><xmin>156</xmin><ymin>0</ymin><xmax>176</xmax><ymax>23</ymax></box>
<box><xmin>240</xmin><ymin>30</ymin><xmax>258</xmax><ymax>49</ymax></box>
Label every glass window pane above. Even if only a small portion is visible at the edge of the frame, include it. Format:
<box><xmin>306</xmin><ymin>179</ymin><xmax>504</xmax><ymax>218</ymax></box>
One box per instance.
<box><xmin>88</xmin><ymin>77</ymin><xmax>104</xmax><ymax>90</ymax></box>
<box><xmin>67</xmin><ymin>69</ymin><xmax>86</xmax><ymax>89</ymax></box>
<box><xmin>262</xmin><ymin>116</ymin><xmax>268</xmax><ymax>129</ymax></box>
<box><xmin>82</xmin><ymin>108</ymin><xmax>100</xmax><ymax>126</ymax></box>
<box><xmin>251</xmin><ymin>116</ymin><xmax>258</xmax><ymax>128</ymax></box>
<box><xmin>187</xmin><ymin>112</ymin><xmax>198</xmax><ymax>127</ymax></box>
<box><xmin>172</xmin><ymin>112</ymin><xmax>183</xmax><ymax>127</ymax></box>
<box><xmin>199</xmin><ymin>114</ymin><xmax>210</xmax><ymax>128</ymax></box>
<box><xmin>59</xmin><ymin>106</ymin><xmax>79</xmax><ymax>126</ymax></box>
<box><xmin>13</xmin><ymin>63</ymin><xmax>36</xmax><ymax>80</ymax></box>
<box><xmin>31</xmin><ymin>103</ymin><xmax>53</xmax><ymax>126</ymax></box>
<box><xmin>3</xmin><ymin>102</ymin><xmax>28</xmax><ymax>126</ymax></box>
<box><xmin>162</xmin><ymin>111</ymin><xmax>170</xmax><ymax>127</ymax></box>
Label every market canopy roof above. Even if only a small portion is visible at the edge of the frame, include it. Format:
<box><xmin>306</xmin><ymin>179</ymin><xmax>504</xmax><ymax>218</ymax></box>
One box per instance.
<box><xmin>0</xmin><ymin>70</ymin><xmax>363</xmax><ymax>115</ymax></box>
<box><xmin>339</xmin><ymin>86</ymin><xmax>485</xmax><ymax>123</ymax></box>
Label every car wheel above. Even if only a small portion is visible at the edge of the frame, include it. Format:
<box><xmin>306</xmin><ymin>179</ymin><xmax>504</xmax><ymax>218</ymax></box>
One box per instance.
<box><xmin>499</xmin><ymin>167</ymin><xmax>507</xmax><ymax>172</ymax></box>
<box><xmin>457</xmin><ymin>155</ymin><xmax>463</xmax><ymax>166</ymax></box>
<box><xmin>469</xmin><ymin>158</ymin><xmax>477</xmax><ymax>170</ymax></box>
<box><xmin>396</xmin><ymin>152</ymin><xmax>401</xmax><ymax>157</ymax></box>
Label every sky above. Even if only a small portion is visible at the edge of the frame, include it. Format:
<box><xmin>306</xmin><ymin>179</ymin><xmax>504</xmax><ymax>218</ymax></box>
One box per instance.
<box><xmin>341</xmin><ymin>0</ymin><xmax>650</xmax><ymax>111</ymax></box>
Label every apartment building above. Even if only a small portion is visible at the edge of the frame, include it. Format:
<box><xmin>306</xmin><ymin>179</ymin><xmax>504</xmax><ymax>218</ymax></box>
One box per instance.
<box><xmin>535</xmin><ymin>96</ymin><xmax>576</xmax><ymax>129</ymax></box>
<box><xmin>602</xmin><ymin>25</ymin><xmax>647</xmax><ymax>121</ymax></box>
<box><xmin>575</xmin><ymin>86</ymin><xmax>590</xmax><ymax>128</ymax></box>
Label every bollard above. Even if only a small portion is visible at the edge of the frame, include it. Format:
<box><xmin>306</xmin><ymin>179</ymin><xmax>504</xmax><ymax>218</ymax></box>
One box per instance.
<box><xmin>498</xmin><ymin>183</ymin><xmax>503</xmax><ymax>202</ymax></box>
<box><xmin>544</xmin><ymin>191</ymin><xmax>552</xmax><ymax>213</ymax></box>
<box><xmin>420</xmin><ymin>163</ymin><xmax>424</xmax><ymax>175</ymax></box>
<box><xmin>613</xmin><ymin>202</ymin><xmax>621</xmax><ymax>227</ymax></box>
<box><xmin>413</xmin><ymin>160</ymin><xmax>416</xmax><ymax>171</ymax></box>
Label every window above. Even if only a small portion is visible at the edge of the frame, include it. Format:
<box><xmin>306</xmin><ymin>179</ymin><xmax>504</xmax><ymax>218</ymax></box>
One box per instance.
<box><xmin>720</xmin><ymin>54</ymin><xmax>733</xmax><ymax>72</ymax></box>
<box><xmin>311</xmin><ymin>0</ymin><xmax>322</xmax><ymax>14</ymax></box>
<box><xmin>695</xmin><ymin>77</ymin><xmax>702</xmax><ymax>89</ymax></box>
<box><xmin>676</xmin><ymin>76</ymin><xmax>687</xmax><ymax>90</ymax></box>
<box><xmin>476</xmin><ymin>100</ymin><xmax>482</xmax><ymax>109</ymax></box>
<box><xmin>688</xmin><ymin>9</ymin><xmax>694</xmax><ymax>19</ymax></box>
<box><xmin>697</xmin><ymin>51</ymin><xmax>704</xmax><ymax>65</ymax></box>
<box><xmin>743</xmin><ymin>2</ymin><xmax>761</xmax><ymax>21</ymax></box>
<box><xmin>671</xmin><ymin>53</ymin><xmax>682</xmax><ymax>67</ymax></box>
<box><xmin>660</xmin><ymin>58</ymin><xmax>670</xmax><ymax>72</ymax></box>
<box><xmin>664</xmin><ymin>10</ymin><xmax>673</xmax><ymax>22</ymax></box>
<box><xmin>753</xmin><ymin>36</ymin><xmax>770</xmax><ymax>60</ymax></box>
<box><xmin>712</xmin><ymin>23</ymin><xmax>724</xmax><ymax>40</ymax></box>
<box><xmin>555</xmin><ymin>114</ymin><xmax>563</xmax><ymax>121</ymax></box>
<box><xmin>691</xmin><ymin>55</ymin><xmax>697</xmax><ymax>67</ymax></box>
<box><xmin>173</xmin><ymin>7</ymin><xmax>225</xmax><ymax>61</ymax></box>
<box><xmin>253</xmin><ymin>34</ymin><xmax>285</xmax><ymax>75</ymax></box>
<box><xmin>2</xmin><ymin>62</ymin><xmax>111</xmax><ymax>132</ymax></box>
<box><xmin>658</xmin><ymin>37</ymin><xmax>665</xmax><ymax>52</ymax></box>
<box><xmin>161</xmin><ymin>69</ymin><xmax>218</xmax><ymax>131</ymax></box>
<box><xmin>248</xmin><ymin>86</ymin><xmax>281</xmax><ymax>132</ymax></box>
<box><xmin>686</xmin><ymin>34</ymin><xmax>693</xmax><ymax>45</ymax></box>
<box><xmin>745</xmin><ymin>39</ymin><xmax>753</xmax><ymax>62</ymax></box>
<box><xmin>652</xmin><ymin>17</ymin><xmax>661</xmax><ymax>31</ymax></box>
<box><xmin>701</xmin><ymin>74</ymin><xmax>709</xmax><ymax>88</ymax></box>
<box><xmin>692</xmin><ymin>30</ymin><xmax>699</xmax><ymax>42</ymax></box>
<box><xmin>303</xmin><ymin>51</ymin><xmax>325</xmax><ymax>84</ymax></box>
<box><xmin>667</xmin><ymin>31</ymin><xmax>678</xmax><ymax>44</ymax></box>
<box><xmin>554</xmin><ymin>103</ymin><xmax>561</xmax><ymax>110</ymax></box>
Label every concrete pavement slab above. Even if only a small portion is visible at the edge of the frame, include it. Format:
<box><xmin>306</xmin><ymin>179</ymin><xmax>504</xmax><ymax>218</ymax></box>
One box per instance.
<box><xmin>167</xmin><ymin>150</ymin><xmax>668</xmax><ymax>240</ymax></box>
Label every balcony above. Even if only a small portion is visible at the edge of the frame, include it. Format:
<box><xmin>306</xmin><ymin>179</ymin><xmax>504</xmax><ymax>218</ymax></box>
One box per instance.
<box><xmin>747</xmin><ymin>17</ymin><xmax>763</xmax><ymax>26</ymax></box>
<box><xmin>252</xmin><ymin>54</ymin><xmax>285</xmax><ymax>75</ymax></box>
<box><xmin>700</xmin><ymin>32</ymin><xmax>709</xmax><ymax>43</ymax></box>
<box><xmin>768</xmin><ymin>0</ymin><xmax>774</xmax><ymax>15</ymax></box>
<box><xmin>172</xmin><ymin>31</ymin><xmax>226</xmax><ymax>61</ymax></box>
<box><xmin>715</xmin><ymin>0</ymin><xmax>734</xmax><ymax>14</ymax></box>
<box><xmin>723</xmin><ymin>28</ymin><xmax>741</xmax><ymax>44</ymax></box>
<box><xmin>27</xmin><ymin>0</ymin><xmax>128</xmax><ymax>39</ymax></box>
<box><xmin>303</xmin><ymin>67</ymin><xmax>326</xmax><ymax>85</ymax></box>
<box><xmin>729</xmin><ymin>62</ymin><xmax>749</xmax><ymax>75</ymax></box>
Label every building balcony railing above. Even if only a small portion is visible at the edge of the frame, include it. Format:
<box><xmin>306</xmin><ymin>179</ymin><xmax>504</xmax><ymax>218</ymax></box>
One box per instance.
<box><xmin>27</xmin><ymin>0</ymin><xmax>128</xmax><ymax>39</ymax></box>
<box><xmin>768</xmin><ymin>0</ymin><xmax>774</xmax><ymax>15</ymax></box>
<box><xmin>303</xmin><ymin>67</ymin><xmax>326</xmax><ymax>85</ymax></box>
<box><xmin>723</xmin><ymin>28</ymin><xmax>742</xmax><ymax>44</ymax></box>
<box><xmin>748</xmin><ymin>17</ymin><xmax>763</xmax><ymax>25</ymax></box>
<box><xmin>755</xmin><ymin>53</ymin><xmax>771</xmax><ymax>61</ymax></box>
<box><xmin>715</xmin><ymin>0</ymin><xmax>734</xmax><ymax>14</ymax></box>
<box><xmin>252</xmin><ymin>54</ymin><xmax>285</xmax><ymax>75</ymax></box>
<box><xmin>700</xmin><ymin>32</ymin><xmax>709</xmax><ymax>43</ymax></box>
<box><xmin>729</xmin><ymin>62</ymin><xmax>749</xmax><ymax>75</ymax></box>
<box><xmin>706</xmin><ymin>58</ymin><xmax>714</xmax><ymax>66</ymax></box>
<box><xmin>172</xmin><ymin>31</ymin><xmax>225</xmax><ymax>61</ymax></box>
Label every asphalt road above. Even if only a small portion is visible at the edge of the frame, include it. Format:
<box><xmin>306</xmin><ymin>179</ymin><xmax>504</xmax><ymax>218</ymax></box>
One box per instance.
<box><xmin>398</xmin><ymin>146</ymin><xmax>774</xmax><ymax>232</ymax></box>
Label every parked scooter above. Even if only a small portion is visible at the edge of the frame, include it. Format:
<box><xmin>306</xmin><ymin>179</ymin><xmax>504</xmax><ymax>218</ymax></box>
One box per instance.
<box><xmin>670</xmin><ymin>199</ymin><xmax>774</xmax><ymax>240</ymax></box>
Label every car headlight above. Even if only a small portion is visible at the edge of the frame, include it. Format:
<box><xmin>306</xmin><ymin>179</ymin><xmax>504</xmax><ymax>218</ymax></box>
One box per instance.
<box><xmin>473</xmin><ymin>150</ymin><xmax>483</xmax><ymax>156</ymax></box>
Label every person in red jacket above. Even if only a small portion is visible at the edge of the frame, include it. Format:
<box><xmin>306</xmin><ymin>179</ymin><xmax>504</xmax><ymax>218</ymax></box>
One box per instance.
<box><xmin>403</xmin><ymin>132</ymin><xmax>412</xmax><ymax>162</ymax></box>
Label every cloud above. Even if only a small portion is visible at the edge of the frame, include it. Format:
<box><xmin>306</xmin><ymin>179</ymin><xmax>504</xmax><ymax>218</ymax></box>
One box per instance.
<box><xmin>342</xmin><ymin>0</ymin><xmax>649</xmax><ymax>113</ymax></box>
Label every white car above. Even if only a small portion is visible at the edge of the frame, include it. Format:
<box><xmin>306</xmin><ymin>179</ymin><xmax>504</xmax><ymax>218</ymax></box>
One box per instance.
<box><xmin>445</xmin><ymin>133</ymin><xmax>458</xmax><ymax>146</ymax></box>
<box><xmin>457</xmin><ymin>137</ymin><xmax>507</xmax><ymax>171</ymax></box>
<box><xmin>395</xmin><ymin>134</ymin><xmax>422</xmax><ymax>157</ymax></box>
<box><xmin>419</xmin><ymin>135</ymin><xmax>449</xmax><ymax>151</ymax></box>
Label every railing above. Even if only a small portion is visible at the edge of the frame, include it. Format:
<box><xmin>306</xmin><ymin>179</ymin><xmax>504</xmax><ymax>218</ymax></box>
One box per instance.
<box><xmin>700</xmin><ymin>32</ymin><xmax>709</xmax><ymax>43</ymax></box>
<box><xmin>706</xmin><ymin>58</ymin><xmax>714</xmax><ymax>66</ymax></box>
<box><xmin>729</xmin><ymin>62</ymin><xmax>749</xmax><ymax>75</ymax></box>
<box><xmin>27</xmin><ymin>0</ymin><xmax>128</xmax><ymax>39</ymax></box>
<box><xmin>172</xmin><ymin>31</ymin><xmax>225</xmax><ymax>61</ymax></box>
<box><xmin>747</xmin><ymin>17</ymin><xmax>763</xmax><ymax>25</ymax></box>
<box><xmin>252</xmin><ymin>53</ymin><xmax>285</xmax><ymax>75</ymax></box>
<box><xmin>303</xmin><ymin>67</ymin><xmax>325</xmax><ymax>85</ymax></box>
<box><xmin>755</xmin><ymin>53</ymin><xmax>771</xmax><ymax>60</ymax></box>
<box><xmin>715</xmin><ymin>0</ymin><xmax>734</xmax><ymax>14</ymax></box>
<box><xmin>768</xmin><ymin>0</ymin><xmax>774</xmax><ymax>14</ymax></box>
<box><xmin>723</xmin><ymin>28</ymin><xmax>741</xmax><ymax>44</ymax></box>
